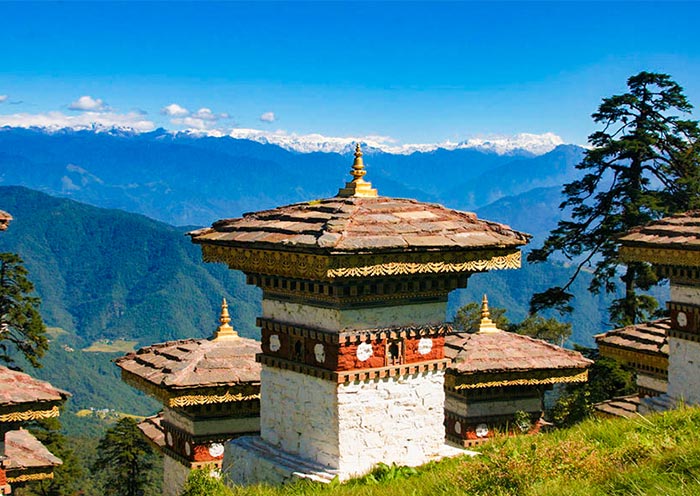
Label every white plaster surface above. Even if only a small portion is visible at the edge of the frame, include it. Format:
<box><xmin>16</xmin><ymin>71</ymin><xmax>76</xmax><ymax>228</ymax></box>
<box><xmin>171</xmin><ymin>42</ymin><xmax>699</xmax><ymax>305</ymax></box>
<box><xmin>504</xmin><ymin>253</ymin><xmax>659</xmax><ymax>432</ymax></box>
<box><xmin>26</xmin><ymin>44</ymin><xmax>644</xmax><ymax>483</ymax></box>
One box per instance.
<box><xmin>670</xmin><ymin>283</ymin><xmax>700</xmax><ymax>305</ymax></box>
<box><xmin>163</xmin><ymin>455</ymin><xmax>190</xmax><ymax>496</ymax></box>
<box><xmin>258</xmin><ymin>366</ymin><xmax>446</xmax><ymax>479</ymax></box>
<box><xmin>261</xmin><ymin>299</ymin><xmax>446</xmax><ymax>331</ymax></box>
<box><xmin>163</xmin><ymin>407</ymin><xmax>260</xmax><ymax>437</ymax></box>
<box><xmin>668</xmin><ymin>337</ymin><xmax>700</xmax><ymax>404</ymax></box>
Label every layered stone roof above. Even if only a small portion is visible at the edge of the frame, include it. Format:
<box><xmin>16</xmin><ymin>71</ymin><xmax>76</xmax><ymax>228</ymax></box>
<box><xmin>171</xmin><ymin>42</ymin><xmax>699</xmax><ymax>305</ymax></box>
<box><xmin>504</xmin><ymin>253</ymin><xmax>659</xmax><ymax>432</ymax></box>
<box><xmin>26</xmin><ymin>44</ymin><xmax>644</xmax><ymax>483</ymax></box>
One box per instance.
<box><xmin>0</xmin><ymin>366</ymin><xmax>70</xmax><ymax>411</ymax></box>
<box><xmin>0</xmin><ymin>210</ymin><xmax>11</xmax><ymax>231</ymax></box>
<box><xmin>190</xmin><ymin>196</ymin><xmax>529</xmax><ymax>255</ymax></box>
<box><xmin>594</xmin><ymin>395</ymin><xmax>641</xmax><ymax>419</ymax></box>
<box><xmin>619</xmin><ymin>211</ymin><xmax>700</xmax><ymax>250</ymax></box>
<box><xmin>138</xmin><ymin>413</ymin><xmax>166</xmax><ymax>450</ymax></box>
<box><xmin>116</xmin><ymin>337</ymin><xmax>261</xmax><ymax>391</ymax></box>
<box><xmin>595</xmin><ymin>319</ymin><xmax>669</xmax><ymax>358</ymax></box>
<box><xmin>445</xmin><ymin>331</ymin><xmax>592</xmax><ymax>378</ymax></box>
<box><xmin>5</xmin><ymin>429</ymin><xmax>62</xmax><ymax>474</ymax></box>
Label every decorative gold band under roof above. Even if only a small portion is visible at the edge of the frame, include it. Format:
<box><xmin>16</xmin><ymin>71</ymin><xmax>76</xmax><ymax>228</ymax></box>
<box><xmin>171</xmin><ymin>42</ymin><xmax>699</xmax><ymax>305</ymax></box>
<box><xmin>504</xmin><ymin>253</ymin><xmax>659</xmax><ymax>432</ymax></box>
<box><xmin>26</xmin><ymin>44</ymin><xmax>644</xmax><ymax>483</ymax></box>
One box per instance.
<box><xmin>212</xmin><ymin>298</ymin><xmax>238</xmax><ymax>341</ymax></box>
<box><xmin>478</xmin><ymin>294</ymin><xmax>500</xmax><ymax>333</ymax></box>
<box><xmin>337</xmin><ymin>143</ymin><xmax>378</xmax><ymax>198</ymax></box>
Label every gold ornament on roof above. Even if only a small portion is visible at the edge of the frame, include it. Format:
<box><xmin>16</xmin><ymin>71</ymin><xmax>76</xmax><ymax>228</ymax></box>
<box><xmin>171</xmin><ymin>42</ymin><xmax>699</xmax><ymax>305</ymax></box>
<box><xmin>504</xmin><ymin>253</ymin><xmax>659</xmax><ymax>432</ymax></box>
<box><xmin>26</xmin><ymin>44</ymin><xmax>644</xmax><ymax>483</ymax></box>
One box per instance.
<box><xmin>478</xmin><ymin>294</ymin><xmax>501</xmax><ymax>334</ymax></box>
<box><xmin>337</xmin><ymin>143</ymin><xmax>378</xmax><ymax>198</ymax></box>
<box><xmin>212</xmin><ymin>298</ymin><xmax>238</xmax><ymax>341</ymax></box>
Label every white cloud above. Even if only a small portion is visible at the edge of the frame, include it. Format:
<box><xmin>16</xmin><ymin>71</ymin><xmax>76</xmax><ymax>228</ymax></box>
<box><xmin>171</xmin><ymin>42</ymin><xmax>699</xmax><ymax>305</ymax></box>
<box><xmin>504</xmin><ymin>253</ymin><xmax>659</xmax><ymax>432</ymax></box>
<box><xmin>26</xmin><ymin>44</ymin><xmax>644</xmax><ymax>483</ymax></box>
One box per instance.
<box><xmin>259</xmin><ymin>112</ymin><xmax>275</xmax><ymax>123</ymax></box>
<box><xmin>0</xmin><ymin>110</ymin><xmax>155</xmax><ymax>132</ymax></box>
<box><xmin>68</xmin><ymin>95</ymin><xmax>109</xmax><ymax>112</ymax></box>
<box><xmin>170</xmin><ymin>107</ymin><xmax>229</xmax><ymax>130</ymax></box>
<box><xmin>0</xmin><ymin>95</ymin><xmax>7</xmax><ymax>103</ymax></box>
<box><xmin>161</xmin><ymin>103</ymin><xmax>189</xmax><ymax>117</ymax></box>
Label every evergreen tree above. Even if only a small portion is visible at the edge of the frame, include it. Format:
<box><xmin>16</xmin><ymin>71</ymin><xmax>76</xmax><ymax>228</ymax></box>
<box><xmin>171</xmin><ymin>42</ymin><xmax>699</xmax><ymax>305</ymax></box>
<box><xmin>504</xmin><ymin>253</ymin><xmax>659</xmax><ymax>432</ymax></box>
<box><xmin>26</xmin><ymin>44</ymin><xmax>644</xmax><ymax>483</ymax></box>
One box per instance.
<box><xmin>0</xmin><ymin>252</ymin><xmax>48</xmax><ymax>368</ymax></box>
<box><xmin>92</xmin><ymin>417</ymin><xmax>159</xmax><ymax>496</ymax></box>
<box><xmin>528</xmin><ymin>72</ymin><xmax>700</xmax><ymax>326</ymax></box>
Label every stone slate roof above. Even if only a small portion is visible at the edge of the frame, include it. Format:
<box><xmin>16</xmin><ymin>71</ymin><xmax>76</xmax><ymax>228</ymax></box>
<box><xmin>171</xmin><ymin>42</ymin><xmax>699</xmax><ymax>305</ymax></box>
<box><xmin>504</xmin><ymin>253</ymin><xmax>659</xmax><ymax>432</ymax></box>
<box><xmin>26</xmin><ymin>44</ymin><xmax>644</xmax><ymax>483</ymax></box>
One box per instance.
<box><xmin>190</xmin><ymin>196</ymin><xmax>530</xmax><ymax>254</ymax></box>
<box><xmin>116</xmin><ymin>337</ymin><xmax>261</xmax><ymax>390</ymax></box>
<box><xmin>445</xmin><ymin>331</ymin><xmax>592</xmax><ymax>375</ymax></box>
<box><xmin>0</xmin><ymin>210</ymin><xmax>11</xmax><ymax>231</ymax></box>
<box><xmin>0</xmin><ymin>366</ymin><xmax>70</xmax><ymax>408</ymax></box>
<box><xmin>594</xmin><ymin>395</ymin><xmax>641</xmax><ymax>419</ymax></box>
<box><xmin>5</xmin><ymin>428</ymin><xmax>62</xmax><ymax>470</ymax></box>
<box><xmin>619</xmin><ymin>211</ymin><xmax>700</xmax><ymax>250</ymax></box>
<box><xmin>595</xmin><ymin>318</ymin><xmax>669</xmax><ymax>358</ymax></box>
<box><xmin>138</xmin><ymin>413</ymin><xmax>166</xmax><ymax>450</ymax></box>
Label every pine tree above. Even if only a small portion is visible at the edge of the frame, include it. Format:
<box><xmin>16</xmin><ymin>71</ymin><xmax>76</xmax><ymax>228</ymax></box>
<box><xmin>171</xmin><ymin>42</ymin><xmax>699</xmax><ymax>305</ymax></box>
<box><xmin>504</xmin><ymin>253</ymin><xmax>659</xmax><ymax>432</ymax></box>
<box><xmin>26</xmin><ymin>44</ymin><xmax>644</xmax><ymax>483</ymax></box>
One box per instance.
<box><xmin>0</xmin><ymin>252</ymin><xmax>48</xmax><ymax>368</ymax></box>
<box><xmin>528</xmin><ymin>72</ymin><xmax>700</xmax><ymax>326</ymax></box>
<box><xmin>92</xmin><ymin>417</ymin><xmax>159</xmax><ymax>496</ymax></box>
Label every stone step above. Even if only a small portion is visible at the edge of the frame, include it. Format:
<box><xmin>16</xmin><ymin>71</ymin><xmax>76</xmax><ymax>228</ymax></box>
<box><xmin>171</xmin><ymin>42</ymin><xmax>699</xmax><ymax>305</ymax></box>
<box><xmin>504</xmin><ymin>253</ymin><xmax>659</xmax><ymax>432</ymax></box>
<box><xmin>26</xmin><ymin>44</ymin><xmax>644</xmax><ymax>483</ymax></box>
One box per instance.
<box><xmin>235</xmin><ymin>436</ymin><xmax>339</xmax><ymax>483</ymax></box>
<box><xmin>639</xmin><ymin>394</ymin><xmax>677</xmax><ymax>414</ymax></box>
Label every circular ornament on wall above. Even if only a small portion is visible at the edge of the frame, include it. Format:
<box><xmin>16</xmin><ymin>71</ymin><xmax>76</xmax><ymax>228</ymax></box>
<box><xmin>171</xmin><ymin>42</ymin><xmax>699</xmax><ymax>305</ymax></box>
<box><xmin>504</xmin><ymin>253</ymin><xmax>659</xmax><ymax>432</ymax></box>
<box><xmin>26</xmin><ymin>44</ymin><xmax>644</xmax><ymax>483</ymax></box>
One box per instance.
<box><xmin>185</xmin><ymin>441</ymin><xmax>191</xmax><ymax>456</ymax></box>
<box><xmin>166</xmin><ymin>432</ymin><xmax>173</xmax><ymax>446</ymax></box>
<box><xmin>208</xmin><ymin>442</ymin><xmax>225</xmax><ymax>458</ymax></box>
<box><xmin>418</xmin><ymin>338</ymin><xmax>433</xmax><ymax>355</ymax></box>
<box><xmin>678</xmin><ymin>311</ymin><xmax>688</xmax><ymax>328</ymax></box>
<box><xmin>356</xmin><ymin>342</ymin><xmax>373</xmax><ymax>362</ymax></box>
<box><xmin>269</xmin><ymin>334</ymin><xmax>281</xmax><ymax>352</ymax></box>
<box><xmin>475</xmin><ymin>423</ymin><xmax>489</xmax><ymax>438</ymax></box>
<box><xmin>314</xmin><ymin>343</ymin><xmax>326</xmax><ymax>363</ymax></box>
<box><xmin>454</xmin><ymin>421</ymin><xmax>462</xmax><ymax>435</ymax></box>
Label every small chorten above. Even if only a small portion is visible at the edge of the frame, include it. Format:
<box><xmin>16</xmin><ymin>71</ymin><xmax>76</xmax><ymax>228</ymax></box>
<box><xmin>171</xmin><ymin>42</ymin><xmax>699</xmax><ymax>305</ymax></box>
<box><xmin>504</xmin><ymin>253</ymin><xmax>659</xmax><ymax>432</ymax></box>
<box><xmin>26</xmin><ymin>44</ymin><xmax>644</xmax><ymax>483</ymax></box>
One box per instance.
<box><xmin>116</xmin><ymin>300</ymin><xmax>261</xmax><ymax>496</ymax></box>
<box><xmin>477</xmin><ymin>295</ymin><xmax>500</xmax><ymax>333</ymax></box>
<box><xmin>336</xmin><ymin>143</ymin><xmax>378</xmax><ymax>198</ymax></box>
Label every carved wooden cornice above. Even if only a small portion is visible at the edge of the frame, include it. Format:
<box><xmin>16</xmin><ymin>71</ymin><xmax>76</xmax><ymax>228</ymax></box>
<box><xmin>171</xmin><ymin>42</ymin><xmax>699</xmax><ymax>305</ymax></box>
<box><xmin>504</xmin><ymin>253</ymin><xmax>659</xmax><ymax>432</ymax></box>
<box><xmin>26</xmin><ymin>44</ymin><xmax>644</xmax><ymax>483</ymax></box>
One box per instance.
<box><xmin>7</xmin><ymin>471</ymin><xmax>54</xmax><ymax>483</ymax></box>
<box><xmin>201</xmin><ymin>244</ymin><xmax>521</xmax><ymax>281</ymax></box>
<box><xmin>446</xmin><ymin>370</ymin><xmax>588</xmax><ymax>391</ymax></box>
<box><xmin>620</xmin><ymin>246</ymin><xmax>700</xmax><ymax>268</ymax></box>
<box><xmin>0</xmin><ymin>405</ymin><xmax>60</xmax><ymax>423</ymax></box>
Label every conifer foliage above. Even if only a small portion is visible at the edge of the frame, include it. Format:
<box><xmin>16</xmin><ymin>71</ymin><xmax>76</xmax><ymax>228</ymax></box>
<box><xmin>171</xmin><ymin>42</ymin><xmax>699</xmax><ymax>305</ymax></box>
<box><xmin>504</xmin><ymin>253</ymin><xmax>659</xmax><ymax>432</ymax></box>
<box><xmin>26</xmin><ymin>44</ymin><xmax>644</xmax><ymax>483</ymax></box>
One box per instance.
<box><xmin>528</xmin><ymin>72</ymin><xmax>700</xmax><ymax>326</ymax></box>
<box><xmin>0</xmin><ymin>252</ymin><xmax>48</xmax><ymax>368</ymax></box>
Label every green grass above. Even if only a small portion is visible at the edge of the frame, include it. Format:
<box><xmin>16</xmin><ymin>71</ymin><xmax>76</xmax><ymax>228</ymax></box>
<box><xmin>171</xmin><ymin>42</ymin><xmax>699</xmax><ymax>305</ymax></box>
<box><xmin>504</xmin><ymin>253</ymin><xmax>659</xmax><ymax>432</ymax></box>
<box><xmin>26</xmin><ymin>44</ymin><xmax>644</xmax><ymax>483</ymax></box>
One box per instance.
<box><xmin>199</xmin><ymin>407</ymin><xmax>700</xmax><ymax>496</ymax></box>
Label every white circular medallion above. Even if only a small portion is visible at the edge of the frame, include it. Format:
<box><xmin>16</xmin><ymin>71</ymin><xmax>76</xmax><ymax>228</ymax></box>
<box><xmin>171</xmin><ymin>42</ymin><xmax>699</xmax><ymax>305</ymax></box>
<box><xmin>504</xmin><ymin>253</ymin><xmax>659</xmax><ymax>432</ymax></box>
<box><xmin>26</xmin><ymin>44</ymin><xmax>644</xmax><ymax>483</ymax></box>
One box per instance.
<box><xmin>166</xmin><ymin>432</ymin><xmax>173</xmax><ymax>446</ymax></box>
<box><xmin>454</xmin><ymin>421</ymin><xmax>461</xmax><ymax>435</ymax></box>
<box><xmin>418</xmin><ymin>338</ymin><xmax>433</xmax><ymax>355</ymax></box>
<box><xmin>476</xmin><ymin>423</ymin><xmax>489</xmax><ymax>438</ymax></box>
<box><xmin>185</xmin><ymin>441</ymin><xmax>191</xmax><ymax>456</ymax></box>
<box><xmin>269</xmin><ymin>334</ymin><xmax>281</xmax><ymax>352</ymax></box>
<box><xmin>678</xmin><ymin>311</ymin><xmax>688</xmax><ymax>328</ymax></box>
<box><xmin>314</xmin><ymin>343</ymin><xmax>326</xmax><ymax>363</ymax></box>
<box><xmin>356</xmin><ymin>342</ymin><xmax>373</xmax><ymax>361</ymax></box>
<box><xmin>208</xmin><ymin>442</ymin><xmax>225</xmax><ymax>458</ymax></box>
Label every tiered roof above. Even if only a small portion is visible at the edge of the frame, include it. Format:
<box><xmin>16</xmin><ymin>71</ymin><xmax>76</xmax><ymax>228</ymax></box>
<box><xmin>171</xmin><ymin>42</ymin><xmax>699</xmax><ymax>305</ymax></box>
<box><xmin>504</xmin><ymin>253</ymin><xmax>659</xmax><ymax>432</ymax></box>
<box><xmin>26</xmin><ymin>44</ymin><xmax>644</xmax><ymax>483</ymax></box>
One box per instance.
<box><xmin>445</xmin><ymin>297</ymin><xmax>592</xmax><ymax>389</ymax></box>
<box><xmin>0</xmin><ymin>366</ymin><xmax>70</xmax><ymax>422</ymax></box>
<box><xmin>116</xmin><ymin>300</ymin><xmax>261</xmax><ymax>407</ymax></box>
<box><xmin>620</xmin><ymin>211</ymin><xmax>700</xmax><ymax>267</ymax></box>
<box><xmin>5</xmin><ymin>429</ymin><xmax>62</xmax><ymax>484</ymax></box>
<box><xmin>593</xmin><ymin>395</ymin><xmax>641</xmax><ymax>419</ymax></box>
<box><xmin>0</xmin><ymin>210</ymin><xmax>11</xmax><ymax>231</ymax></box>
<box><xmin>595</xmin><ymin>319</ymin><xmax>669</xmax><ymax>359</ymax></box>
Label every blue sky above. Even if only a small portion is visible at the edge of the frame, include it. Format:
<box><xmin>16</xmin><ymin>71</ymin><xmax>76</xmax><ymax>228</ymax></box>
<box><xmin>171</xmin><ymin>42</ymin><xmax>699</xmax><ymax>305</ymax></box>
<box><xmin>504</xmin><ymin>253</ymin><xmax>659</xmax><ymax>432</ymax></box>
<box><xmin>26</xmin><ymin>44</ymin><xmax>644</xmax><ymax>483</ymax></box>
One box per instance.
<box><xmin>1</xmin><ymin>1</ymin><xmax>699</xmax><ymax>147</ymax></box>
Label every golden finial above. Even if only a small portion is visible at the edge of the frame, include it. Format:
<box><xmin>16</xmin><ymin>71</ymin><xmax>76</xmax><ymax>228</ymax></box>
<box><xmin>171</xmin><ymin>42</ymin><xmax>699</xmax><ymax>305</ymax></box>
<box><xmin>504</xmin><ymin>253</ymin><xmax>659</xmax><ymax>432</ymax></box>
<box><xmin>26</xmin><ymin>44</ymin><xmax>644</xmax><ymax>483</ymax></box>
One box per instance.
<box><xmin>337</xmin><ymin>143</ymin><xmax>378</xmax><ymax>198</ymax></box>
<box><xmin>478</xmin><ymin>294</ymin><xmax>500</xmax><ymax>333</ymax></box>
<box><xmin>212</xmin><ymin>298</ymin><xmax>238</xmax><ymax>341</ymax></box>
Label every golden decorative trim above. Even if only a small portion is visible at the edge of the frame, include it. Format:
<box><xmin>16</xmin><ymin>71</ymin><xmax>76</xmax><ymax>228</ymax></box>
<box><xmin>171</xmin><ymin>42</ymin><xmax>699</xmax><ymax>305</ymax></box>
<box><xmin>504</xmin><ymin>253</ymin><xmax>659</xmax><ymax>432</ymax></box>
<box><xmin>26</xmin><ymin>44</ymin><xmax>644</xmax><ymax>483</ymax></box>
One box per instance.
<box><xmin>326</xmin><ymin>251</ymin><xmax>521</xmax><ymax>279</ymax></box>
<box><xmin>451</xmin><ymin>370</ymin><xmax>588</xmax><ymax>390</ymax></box>
<box><xmin>620</xmin><ymin>246</ymin><xmax>700</xmax><ymax>268</ymax></box>
<box><xmin>200</xmin><ymin>245</ymin><xmax>521</xmax><ymax>281</ymax></box>
<box><xmin>7</xmin><ymin>472</ymin><xmax>54</xmax><ymax>483</ymax></box>
<box><xmin>0</xmin><ymin>405</ymin><xmax>60</xmax><ymax>423</ymax></box>
<box><xmin>169</xmin><ymin>391</ymin><xmax>260</xmax><ymax>408</ymax></box>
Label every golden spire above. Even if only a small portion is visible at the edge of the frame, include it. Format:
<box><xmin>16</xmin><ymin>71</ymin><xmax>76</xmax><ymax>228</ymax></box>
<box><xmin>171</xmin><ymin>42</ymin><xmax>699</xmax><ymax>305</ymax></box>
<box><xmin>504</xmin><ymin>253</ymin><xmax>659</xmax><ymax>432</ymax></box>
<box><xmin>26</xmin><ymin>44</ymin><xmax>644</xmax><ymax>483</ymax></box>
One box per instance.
<box><xmin>212</xmin><ymin>298</ymin><xmax>238</xmax><ymax>341</ymax></box>
<box><xmin>337</xmin><ymin>143</ymin><xmax>378</xmax><ymax>198</ymax></box>
<box><xmin>478</xmin><ymin>294</ymin><xmax>500</xmax><ymax>333</ymax></box>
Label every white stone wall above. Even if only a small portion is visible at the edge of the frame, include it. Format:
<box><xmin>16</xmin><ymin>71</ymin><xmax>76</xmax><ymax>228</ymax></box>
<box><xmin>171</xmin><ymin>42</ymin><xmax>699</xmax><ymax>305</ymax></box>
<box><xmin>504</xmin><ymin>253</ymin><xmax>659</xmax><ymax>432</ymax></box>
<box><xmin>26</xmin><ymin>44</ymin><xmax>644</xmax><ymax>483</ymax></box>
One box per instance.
<box><xmin>262</xmin><ymin>299</ymin><xmax>446</xmax><ymax>331</ymax></box>
<box><xmin>336</xmin><ymin>370</ymin><xmax>445</xmax><ymax>477</ymax></box>
<box><xmin>163</xmin><ymin>455</ymin><xmax>190</xmax><ymax>496</ymax></box>
<box><xmin>259</xmin><ymin>365</ymin><xmax>446</xmax><ymax>479</ymax></box>
<box><xmin>668</xmin><ymin>337</ymin><xmax>700</xmax><ymax>404</ymax></box>
<box><xmin>260</xmin><ymin>366</ymin><xmax>340</xmax><ymax>467</ymax></box>
<box><xmin>670</xmin><ymin>283</ymin><xmax>700</xmax><ymax>305</ymax></box>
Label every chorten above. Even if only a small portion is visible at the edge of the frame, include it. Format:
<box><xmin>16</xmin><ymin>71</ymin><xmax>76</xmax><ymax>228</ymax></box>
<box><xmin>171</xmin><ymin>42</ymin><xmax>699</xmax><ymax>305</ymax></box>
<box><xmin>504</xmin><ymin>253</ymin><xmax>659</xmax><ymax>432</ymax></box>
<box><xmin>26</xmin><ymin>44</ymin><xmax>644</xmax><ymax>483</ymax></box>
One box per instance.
<box><xmin>116</xmin><ymin>300</ymin><xmax>261</xmax><ymax>496</ymax></box>
<box><xmin>190</xmin><ymin>145</ymin><xmax>530</xmax><ymax>483</ymax></box>
<box><xmin>444</xmin><ymin>295</ymin><xmax>591</xmax><ymax>447</ymax></box>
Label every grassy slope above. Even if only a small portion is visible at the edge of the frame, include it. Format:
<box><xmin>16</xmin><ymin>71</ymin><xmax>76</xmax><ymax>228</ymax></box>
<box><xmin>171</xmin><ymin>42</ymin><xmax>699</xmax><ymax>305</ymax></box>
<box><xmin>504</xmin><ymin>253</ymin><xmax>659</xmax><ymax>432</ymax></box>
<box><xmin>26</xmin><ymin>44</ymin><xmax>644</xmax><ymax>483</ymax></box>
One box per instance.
<box><xmin>220</xmin><ymin>407</ymin><xmax>700</xmax><ymax>496</ymax></box>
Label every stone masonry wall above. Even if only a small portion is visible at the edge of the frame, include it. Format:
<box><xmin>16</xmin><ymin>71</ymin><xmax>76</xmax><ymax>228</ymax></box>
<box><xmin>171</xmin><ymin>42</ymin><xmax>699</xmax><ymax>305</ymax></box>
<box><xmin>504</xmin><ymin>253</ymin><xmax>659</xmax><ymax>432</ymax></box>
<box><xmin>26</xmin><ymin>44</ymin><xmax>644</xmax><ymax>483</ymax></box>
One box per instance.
<box><xmin>163</xmin><ymin>455</ymin><xmax>190</xmax><ymax>496</ymax></box>
<box><xmin>668</xmin><ymin>337</ymin><xmax>700</xmax><ymax>405</ymax></box>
